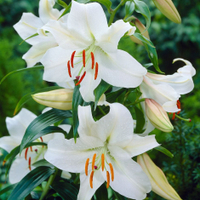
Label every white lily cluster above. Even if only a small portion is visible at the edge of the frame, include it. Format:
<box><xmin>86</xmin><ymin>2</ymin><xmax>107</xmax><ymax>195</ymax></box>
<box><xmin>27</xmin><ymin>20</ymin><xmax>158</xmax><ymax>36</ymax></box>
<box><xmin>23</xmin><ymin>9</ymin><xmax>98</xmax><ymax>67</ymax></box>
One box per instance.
<box><xmin>1</xmin><ymin>0</ymin><xmax>196</xmax><ymax>199</ymax></box>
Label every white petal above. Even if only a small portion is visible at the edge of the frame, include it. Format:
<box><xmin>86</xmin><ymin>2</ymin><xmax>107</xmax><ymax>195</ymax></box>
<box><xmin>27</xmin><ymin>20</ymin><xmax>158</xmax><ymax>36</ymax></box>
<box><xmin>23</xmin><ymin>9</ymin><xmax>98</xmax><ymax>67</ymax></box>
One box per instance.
<box><xmin>23</xmin><ymin>38</ymin><xmax>57</xmax><ymax>67</ymax></box>
<box><xmin>39</xmin><ymin>0</ymin><xmax>61</xmax><ymax>24</ymax></box>
<box><xmin>61</xmin><ymin>171</ymin><xmax>71</xmax><ymax>179</ymax></box>
<box><xmin>124</xmin><ymin>134</ymin><xmax>159</xmax><ymax>157</ymax></box>
<box><xmin>6</xmin><ymin>108</ymin><xmax>37</xmax><ymax>141</ymax></box>
<box><xmin>0</xmin><ymin>136</ymin><xmax>19</xmax><ymax>153</ymax></box>
<box><xmin>95</xmin><ymin>48</ymin><xmax>147</xmax><ymax>88</ymax></box>
<box><xmin>13</xmin><ymin>13</ymin><xmax>44</xmax><ymax>45</ymax></box>
<box><xmin>97</xmin><ymin>20</ymin><xmax>133</xmax><ymax>52</ymax></box>
<box><xmin>78</xmin><ymin>170</ymin><xmax>104</xmax><ymax>200</ymax></box>
<box><xmin>109</xmin><ymin>157</ymin><xmax>151</xmax><ymax>200</ymax></box>
<box><xmin>44</xmin><ymin>138</ymin><xmax>97</xmax><ymax>173</ymax></box>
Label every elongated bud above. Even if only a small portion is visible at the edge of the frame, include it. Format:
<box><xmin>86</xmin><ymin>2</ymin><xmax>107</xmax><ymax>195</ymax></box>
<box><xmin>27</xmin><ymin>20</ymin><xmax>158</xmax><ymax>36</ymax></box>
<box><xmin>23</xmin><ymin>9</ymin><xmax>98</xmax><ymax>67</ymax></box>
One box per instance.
<box><xmin>152</xmin><ymin>0</ymin><xmax>181</xmax><ymax>23</ymax></box>
<box><xmin>130</xmin><ymin>18</ymin><xmax>150</xmax><ymax>45</ymax></box>
<box><xmin>32</xmin><ymin>89</ymin><xmax>73</xmax><ymax>110</ymax></box>
<box><xmin>145</xmin><ymin>99</ymin><xmax>173</xmax><ymax>132</ymax></box>
<box><xmin>137</xmin><ymin>153</ymin><xmax>182</xmax><ymax>200</ymax></box>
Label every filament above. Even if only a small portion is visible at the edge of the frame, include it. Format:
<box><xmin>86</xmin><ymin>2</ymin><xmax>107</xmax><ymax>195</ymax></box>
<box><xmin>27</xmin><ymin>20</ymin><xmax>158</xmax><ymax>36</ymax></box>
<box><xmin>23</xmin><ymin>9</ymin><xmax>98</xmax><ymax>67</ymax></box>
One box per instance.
<box><xmin>85</xmin><ymin>158</ymin><xmax>90</xmax><ymax>176</ymax></box>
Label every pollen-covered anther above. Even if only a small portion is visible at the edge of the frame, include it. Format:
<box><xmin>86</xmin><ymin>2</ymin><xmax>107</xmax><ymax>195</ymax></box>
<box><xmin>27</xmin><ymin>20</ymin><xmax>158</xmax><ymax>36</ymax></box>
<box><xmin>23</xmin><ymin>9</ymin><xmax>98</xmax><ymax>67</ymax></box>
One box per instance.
<box><xmin>3</xmin><ymin>160</ymin><xmax>6</xmax><ymax>166</ymax></box>
<box><xmin>177</xmin><ymin>100</ymin><xmax>181</xmax><ymax>114</ymax></box>
<box><xmin>91</xmin><ymin>52</ymin><xmax>95</xmax><ymax>69</ymax></box>
<box><xmin>94</xmin><ymin>62</ymin><xmax>99</xmax><ymax>80</ymax></box>
<box><xmin>106</xmin><ymin>171</ymin><xmax>110</xmax><ymax>188</ymax></box>
<box><xmin>25</xmin><ymin>147</ymin><xmax>29</xmax><ymax>160</ymax></box>
<box><xmin>40</xmin><ymin>137</ymin><xmax>43</xmax><ymax>142</ymax></box>
<box><xmin>30</xmin><ymin>146</ymin><xmax>33</xmax><ymax>152</ymax></box>
<box><xmin>71</xmin><ymin>51</ymin><xmax>76</xmax><ymax>68</ymax></box>
<box><xmin>101</xmin><ymin>154</ymin><xmax>105</xmax><ymax>171</ymax></box>
<box><xmin>85</xmin><ymin>158</ymin><xmax>90</xmax><ymax>176</ymax></box>
<box><xmin>90</xmin><ymin>170</ymin><xmax>94</xmax><ymax>188</ymax></box>
<box><xmin>28</xmin><ymin>157</ymin><xmax>31</xmax><ymax>171</ymax></box>
<box><xmin>67</xmin><ymin>60</ymin><xmax>72</xmax><ymax>77</ymax></box>
<box><xmin>92</xmin><ymin>153</ymin><xmax>97</xmax><ymax>170</ymax></box>
<box><xmin>75</xmin><ymin>71</ymin><xmax>86</xmax><ymax>86</ymax></box>
<box><xmin>82</xmin><ymin>50</ymin><xmax>86</xmax><ymax>67</ymax></box>
<box><xmin>109</xmin><ymin>163</ymin><xmax>114</xmax><ymax>181</ymax></box>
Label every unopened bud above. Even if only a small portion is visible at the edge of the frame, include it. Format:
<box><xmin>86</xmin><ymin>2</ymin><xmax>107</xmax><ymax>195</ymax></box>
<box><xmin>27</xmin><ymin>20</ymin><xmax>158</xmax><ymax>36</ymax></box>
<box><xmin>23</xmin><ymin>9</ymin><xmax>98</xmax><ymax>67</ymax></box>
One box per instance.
<box><xmin>130</xmin><ymin>18</ymin><xmax>150</xmax><ymax>45</ymax></box>
<box><xmin>152</xmin><ymin>0</ymin><xmax>181</xmax><ymax>23</ymax></box>
<box><xmin>32</xmin><ymin>89</ymin><xmax>73</xmax><ymax>110</ymax></box>
<box><xmin>137</xmin><ymin>153</ymin><xmax>182</xmax><ymax>200</ymax></box>
<box><xmin>145</xmin><ymin>99</ymin><xmax>173</xmax><ymax>132</ymax></box>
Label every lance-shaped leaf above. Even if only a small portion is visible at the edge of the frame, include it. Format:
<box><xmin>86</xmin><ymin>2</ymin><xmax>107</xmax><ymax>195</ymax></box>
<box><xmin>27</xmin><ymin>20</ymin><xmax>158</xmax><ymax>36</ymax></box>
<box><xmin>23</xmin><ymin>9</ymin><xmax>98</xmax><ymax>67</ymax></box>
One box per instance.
<box><xmin>8</xmin><ymin>166</ymin><xmax>55</xmax><ymax>200</ymax></box>
<box><xmin>20</xmin><ymin>109</ymin><xmax>72</xmax><ymax>152</ymax></box>
<box><xmin>155</xmin><ymin>146</ymin><xmax>174</xmax><ymax>158</ymax></box>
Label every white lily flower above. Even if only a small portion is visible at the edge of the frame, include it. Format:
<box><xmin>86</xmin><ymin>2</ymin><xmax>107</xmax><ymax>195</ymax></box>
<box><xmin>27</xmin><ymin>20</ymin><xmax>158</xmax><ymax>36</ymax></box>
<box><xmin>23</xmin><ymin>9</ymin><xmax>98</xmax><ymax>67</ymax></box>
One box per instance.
<box><xmin>45</xmin><ymin>103</ymin><xmax>159</xmax><ymax>200</ymax></box>
<box><xmin>140</xmin><ymin>58</ymin><xmax>196</xmax><ymax>112</ymax></box>
<box><xmin>41</xmin><ymin>1</ymin><xmax>147</xmax><ymax>102</ymax></box>
<box><xmin>13</xmin><ymin>0</ymin><xmax>66</xmax><ymax>67</ymax></box>
<box><xmin>0</xmin><ymin>108</ymin><xmax>71</xmax><ymax>184</ymax></box>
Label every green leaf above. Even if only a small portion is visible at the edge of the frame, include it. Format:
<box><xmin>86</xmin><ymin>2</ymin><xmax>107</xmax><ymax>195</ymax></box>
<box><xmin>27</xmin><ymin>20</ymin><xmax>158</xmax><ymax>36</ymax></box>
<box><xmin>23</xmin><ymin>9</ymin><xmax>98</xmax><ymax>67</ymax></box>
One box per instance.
<box><xmin>155</xmin><ymin>146</ymin><xmax>174</xmax><ymax>158</ymax></box>
<box><xmin>90</xmin><ymin>0</ymin><xmax>112</xmax><ymax>10</ymax></box>
<box><xmin>0</xmin><ymin>65</ymin><xmax>44</xmax><ymax>85</ymax></box>
<box><xmin>8</xmin><ymin>166</ymin><xmax>55</xmax><ymax>200</ymax></box>
<box><xmin>134</xmin><ymin>106</ymin><xmax>145</xmax><ymax>133</ymax></box>
<box><xmin>133</xmin><ymin>33</ymin><xmax>163</xmax><ymax>73</ymax></box>
<box><xmin>0</xmin><ymin>184</ymin><xmax>16</xmax><ymax>195</ymax></box>
<box><xmin>20</xmin><ymin>109</ymin><xmax>72</xmax><ymax>152</ymax></box>
<box><xmin>14</xmin><ymin>86</ymin><xmax>63</xmax><ymax>115</ymax></box>
<box><xmin>32</xmin><ymin>159</ymin><xmax>54</xmax><ymax>168</ymax></box>
<box><xmin>72</xmin><ymin>85</ymin><xmax>84</xmax><ymax>141</ymax></box>
<box><xmin>56</xmin><ymin>0</ymin><xmax>68</xmax><ymax>8</ymax></box>
<box><xmin>94</xmin><ymin>80</ymin><xmax>111</xmax><ymax>109</ymax></box>
<box><xmin>58</xmin><ymin>3</ymin><xmax>71</xmax><ymax>19</ymax></box>
<box><xmin>125</xmin><ymin>1</ymin><xmax>135</xmax><ymax>18</ymax></box>
<box><xmin>133</xmin><ymin>0</ymin><xmax>151</xmax><ymax>29</ymax></box>
<box><xmin>51</xmin><ymin>178</ymin><xmax>78</xmax><ymax>200</ymax></box>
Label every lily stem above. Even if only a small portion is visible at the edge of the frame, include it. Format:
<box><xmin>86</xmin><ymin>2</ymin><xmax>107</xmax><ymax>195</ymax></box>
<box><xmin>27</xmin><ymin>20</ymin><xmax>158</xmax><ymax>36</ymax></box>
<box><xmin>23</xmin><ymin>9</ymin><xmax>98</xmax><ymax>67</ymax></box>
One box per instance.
<box><xmin>126</xmin><ymin>98</ymin><xmax>146</xmax><ymax>107</ymax></box>
<box><xmin>108</xmin><ymin>0</ymin><xmax>127</xmax><ymax>26</ymax></box>
<box><xmin>39</xmin><ymin>168</ymin><xmax>58</xmax><ymax>200</ymax></box>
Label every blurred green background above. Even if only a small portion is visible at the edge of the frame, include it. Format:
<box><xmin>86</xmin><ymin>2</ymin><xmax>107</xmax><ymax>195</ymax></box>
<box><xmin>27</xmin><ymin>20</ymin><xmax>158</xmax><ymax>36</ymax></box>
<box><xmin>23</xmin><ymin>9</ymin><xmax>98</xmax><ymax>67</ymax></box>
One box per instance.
<box><xmin>0</xmin><ymin>0</ymin><xmax>200</xmax><ymax>199</ymax></box>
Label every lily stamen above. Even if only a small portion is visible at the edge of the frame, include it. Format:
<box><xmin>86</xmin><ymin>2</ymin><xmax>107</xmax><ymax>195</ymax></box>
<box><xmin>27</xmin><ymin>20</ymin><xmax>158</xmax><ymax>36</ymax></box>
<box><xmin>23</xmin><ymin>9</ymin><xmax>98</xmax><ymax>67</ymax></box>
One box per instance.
<box><xmin>106</xmin><ymin>171</ymin><xmax>110</xmax><ymax>188</ymax></box>
<box><xmin>92</xmin><ymin>153</ymin><xmax>97</xmax><ymax>170</ymax></box>
<box><xmin>109</xmin><ymin>163</ymin><xmax>114</xmax><ymax>181</ymax></box>
<box><xmin>25</xmin><ymin>147</ymin><xmax>29</xmax><ymax>160</ymax></box>
<box><xmin>101</xmin><ymin>154</ymin><xmax>105</xmax><ymax>171</ymax></box>
<box><xmin>85</xmin><ymin>158</ymin><xmax>90</xmax><ymax>176</ymax></box>
<box><xmin>90</xmin><ymin>170</ymin><xmax>94</xmax><ymax>188</ymax></box>
<box><xmin>67</xmin><ymin>60</ymin><xmax>72</xmax><ymax>77</ymax></box>
<box><xmin>91</xmin><ymin>52</ymin><xmax>95</xmax><ymax>69</ymax></box>
<box><xmin>30</xmin><ymin>146</ymin><xmax>33</xmax><ymax>152</ymax></box>
<box><xmin>28</xmin><ymin>157</ymin><xmax>31</xmax><ymax>171</ymax></box>
<box><xmin>76</xmin><ymin>71</ymin><xmax>86</xmax><ymax>86</ymax></box>
<box><xmin>71</xmin><ymin>51</ymin><xmax>76</xmax><ymax>68</ymax></box>
<box><xmin>94</xmin><ymin>62</ymin><xmax>98</xmax><ymax>80</ymax></box>
<box><xmin>82</xmin><ymin>50</ymin><xmax>86</xmax><ymax>67</ymax></box>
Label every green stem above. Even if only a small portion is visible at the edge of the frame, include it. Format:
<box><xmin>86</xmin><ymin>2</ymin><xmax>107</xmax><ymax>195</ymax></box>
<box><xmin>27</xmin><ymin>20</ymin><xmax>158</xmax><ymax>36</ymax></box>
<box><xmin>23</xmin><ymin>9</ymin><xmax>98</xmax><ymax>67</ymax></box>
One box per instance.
<box><xmin>98</xmin><ymin>106</ymin><xmax>106</xmax><ymax>115</ymax></box>
<box><xmin>39</xmin><ymin>168</ymin><xmax>58</xmax><ymax>200</ymax></box>
<box><xmin>108</xmin><ymin>0</ymin><xmax>127</xmax><ymax>26</ymax></box>
<box><xmin>175</xmin><ymin>114</ymin><xmax>191</xmax><ymax>122</ymax></box>
<box><xmin>126</xmin><ymin>98</ymin><xmax>146</xmax><ymax>107</ymax></box>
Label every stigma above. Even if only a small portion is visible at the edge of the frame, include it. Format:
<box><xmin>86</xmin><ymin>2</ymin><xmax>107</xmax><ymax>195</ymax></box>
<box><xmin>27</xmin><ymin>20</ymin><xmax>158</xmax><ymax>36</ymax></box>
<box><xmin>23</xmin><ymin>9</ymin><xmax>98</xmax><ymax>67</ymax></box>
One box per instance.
<box><xmin>84</xmin><ymin>153</ymin><xmax>114</xmax><ymax>189</ymax></box>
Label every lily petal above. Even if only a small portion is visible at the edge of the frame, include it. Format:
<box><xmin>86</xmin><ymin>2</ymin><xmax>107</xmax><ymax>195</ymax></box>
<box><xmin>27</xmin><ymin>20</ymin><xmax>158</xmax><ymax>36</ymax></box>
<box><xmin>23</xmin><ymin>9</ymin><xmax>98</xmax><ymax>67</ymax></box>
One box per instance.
<box><xmin>0</xmin><ymin>136</ymin><xmax>19</xmax><ymax>153</ymax></box>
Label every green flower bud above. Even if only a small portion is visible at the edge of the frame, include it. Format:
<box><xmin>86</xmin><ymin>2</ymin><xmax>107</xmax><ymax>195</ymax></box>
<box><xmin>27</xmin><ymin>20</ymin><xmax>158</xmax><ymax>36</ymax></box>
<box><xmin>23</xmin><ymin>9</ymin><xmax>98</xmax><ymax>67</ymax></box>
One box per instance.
<box><xmin>152</xmin><ymin>0</ymin><xmax>181</xmax><ymax>23</ymax></box>
<box><xmin>145</xmin><ymin>99</ymin><xmax>174</xmax><ymax>132</ymax></box>
<box><xmin>32</xmin><ymin>89</ymin><xmax>73</xmax><ymax>110</ymax></box>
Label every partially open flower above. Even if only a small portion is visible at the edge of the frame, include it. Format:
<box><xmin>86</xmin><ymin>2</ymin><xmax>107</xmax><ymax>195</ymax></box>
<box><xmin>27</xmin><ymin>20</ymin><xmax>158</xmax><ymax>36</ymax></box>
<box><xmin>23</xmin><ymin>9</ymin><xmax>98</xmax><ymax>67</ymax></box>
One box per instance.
<box><xmin>152</xmin><ymin>0</ymin><xmax>181</xmax><ymax>23</ymax></box>
<box><xmin>130</xmin><ymin>17</ymin><xmax>150</xmax><ymax>45</ymax></box>
<box><xmin>32</xmin><ymin>88</ymin><xmax>73</xmax><ymax>110</ymax></box>
<box><xmin>137</xmin><ymin>153</ymin><xmax>182</xmax><ymax>200</ymax></box>
<box><xmin>145</xmin><ymin>99</ymin><xmax>173</xmax><ymax>132</ymax></box>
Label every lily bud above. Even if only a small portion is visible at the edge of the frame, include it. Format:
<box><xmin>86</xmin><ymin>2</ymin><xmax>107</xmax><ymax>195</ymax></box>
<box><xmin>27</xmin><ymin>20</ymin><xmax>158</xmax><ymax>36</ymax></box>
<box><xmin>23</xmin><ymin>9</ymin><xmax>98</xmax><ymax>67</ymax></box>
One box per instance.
<box><xmin>137</xmin><ymin>153</ymin><xmax>182</xmax><ymax>200</ymax></box>
<box><xmin>152</xmin><ymin>0</ymin><xmax>181</xmax><ymax>24</ymax></box>
<box><xmin>130</xmin><ymin>18</ymin><xmax>150</xmax><ymax>45</ymax></box>
<box><xmin>145</xmin><ymin>99</ymin><xmax>173</xmax><ymax>132</ymax></box>
<box><xmin>32</xmin><ymin>89</ymin><xmax>73</xmax><ymax>110</ymax></box>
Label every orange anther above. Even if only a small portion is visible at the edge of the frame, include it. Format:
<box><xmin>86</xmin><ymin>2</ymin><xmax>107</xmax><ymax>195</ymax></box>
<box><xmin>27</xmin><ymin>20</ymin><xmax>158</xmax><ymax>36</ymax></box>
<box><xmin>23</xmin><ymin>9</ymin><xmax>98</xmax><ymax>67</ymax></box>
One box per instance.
<box><xmin>25</xmin><ymin>147</ymin><xmax>29</xmax><ymax>160</ymax></box>
<box><xmin>94</xmin><ymin>62</ymin><xmax>98</xmax><ymax>80</ymax></box>
<box><xmin>3</xmin><ymin>160</ymin><xmax>6</xmax><ymax>166</ymax></box>
<box><xmin>101</xmin><ymin>154</ymin><xmax>105</xmax><ymax>171</ymax></box>
<box><xmin>67</xmin><ymin>60</ymin><xmax>72</xmax><ymax>77</ymax></box>
<box><xmin>177</xmin><ymin>100</ymin><xmax>181</xmax><ymax>114</ymax></box>
<box><xmin>106</xmin><ymin>171</ymin><xmax>110</xmax><ymax>188</ymax></box>
<box><xmin>40</xmin><ymin>137</ymin><xmax>43</xmax><ymax>142</ymax></box>
<box><xmin>109</xmin><ymin>163</ymin><xmax>114</xmax><ymax>181</ymax></box>
<box><xmin>90</xmin><ymin>170</ymin><xmax>94</xmax><ymax>188</ymax></box>
<box><xmin>92</xmin><ymin>153</ymin><xmax>96</xmax><ymax>171</ymax></box>
<box><xmin>82</xmin><ymin>50</ymin><xmax>86</xmax><ymax>67</ymax></box>
<box><xmin>30</xmin><ymin>146</ymin><xmax>33</xmax><ymax>152</ymax></box>
<box><xmin>71</xmin><ymin>51</ymin><xmax>76</xmax><ymax>68</ymax></box>
<box><xmin>172</xmin><ymin>113</ymin><xmax>176</xmax><ymax>120</ymax></box>
<box><xmin>28</xmin><ymin>157</ymin><xmax>31</xmax><ymax>171</ymax></box>
<box><xmin>91</xmin><ymin>52</ymin><xmax>95</xmax><ymax>69</ymax></box>
<box><xmin>85</xmin><ymin>158</ymin><xmax>90</xmax><ymax>176</ymax></box>
<box><xmin>75</xmin><ymin>71</ymin><xmax>86</xmax><ymax>86</ymax></box>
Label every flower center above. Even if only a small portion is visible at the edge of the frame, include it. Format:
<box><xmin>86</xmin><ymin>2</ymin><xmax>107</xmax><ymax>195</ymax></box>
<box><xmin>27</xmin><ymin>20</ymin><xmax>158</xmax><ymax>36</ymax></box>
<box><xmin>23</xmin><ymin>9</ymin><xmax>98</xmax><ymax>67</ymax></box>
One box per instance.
<box><xmin>67</xmin><ymin>48</ymin><xmax>99</xmax><ymax>85</ymax></box>
<box><xmin>85</xmin><ymin>153</ymin><xmax>114</xmax><ymax>189</ymax></box>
